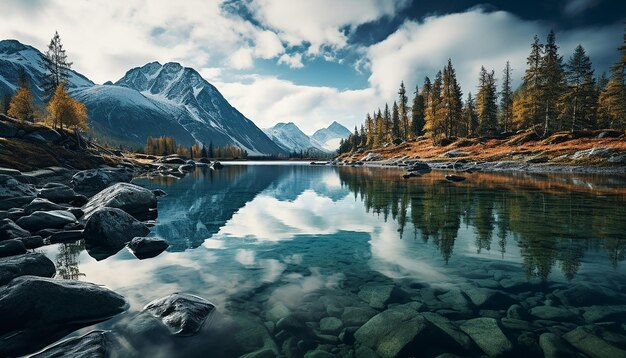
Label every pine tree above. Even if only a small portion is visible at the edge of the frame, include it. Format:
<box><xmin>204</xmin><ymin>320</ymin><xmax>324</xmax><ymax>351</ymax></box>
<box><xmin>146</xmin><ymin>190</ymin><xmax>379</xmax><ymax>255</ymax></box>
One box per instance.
<box><xmin>411</xmin><ymin>85</ymin><xmax>425</xmax><ymax>137</ymax></box>
<box><xmin>7</xmin><ymin>74</ymin><xmax>35</xmax><ymax>123</ymax></box>
<box><xmin>519</xmin><ymin>35</ymin><xmax>544</xmax><ymax>130</ymax></box>
<box><xmin>42</xmin><ymin>31</ymin><xmax>73</xmax><ymax>100</ymax></box>
<box><xmin>374</xmin><ymin>109</ymin><xmax>383</xmax><ymax>147</ymax></box>
<box><xmin>383</xmin><ymin>104</ymin><xmax>391</xmax><ymax>143</ymax></box>
<box><xmin>560</xmin><ymin>45</ymin><xmax>597</xmax><ymax>131</ymax></box>
<box><xmin>391</xmin><ymin>101</ymin><xmax>400</xmax><ymax>140</ymax></box>
<box><xmin>463</xmin><ymin>92</ymin><xmax>479</xmax><ymax>137</ymax></box>
<box><xmin>424</xmin><ymin>71</ymin><xmax>443</xmax><ymax>141</ymax></box>
<box><xmin>438</xmin><ymin>59</ymin><xmax>463</xmax><ymax>138</ymax></box>
<box><xmin>365</xmin><ymin>113</ymin><xmax>374</xmax><ymax>148</ymax></box>
<box><xmin>539</xmin><ymin>30</ymin><xmax>566</xmax><ymax>134</ymax></box>
<box><xmin>500</xmin><ymin>61</ymin><xmax>513</xmax><ymax>132</ymax></box>
<box><xmin>476</xmin><ymin>66</ymin><xmax>498</xmax><ymax>135</ymax></box>
<box><xmin>597</xmin><ymin>25</ymin><xmax>626</xmax><ymax>129</ymax></box>
<box><xmin>398</xmin><ymin>82</ymin><xmax>409</xmax><ymax>140</ymax></box>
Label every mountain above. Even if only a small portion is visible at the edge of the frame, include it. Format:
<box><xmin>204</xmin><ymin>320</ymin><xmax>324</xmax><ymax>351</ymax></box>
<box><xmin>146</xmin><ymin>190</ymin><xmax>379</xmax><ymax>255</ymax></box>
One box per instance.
<box><xmin>0</xmin><ymin>40</ymin><xmax>93</xmax><ymax>102</ymax></box>
<box><xmin>263</xmin><ymin>122</ymin><xmax>327</xmax><ymax>154</ymax></box>
<box><xmin>0</xmin><ymin>39</ymin><xmax>284</xmax><ymax>156</ymax></box>
<box><xmin>311</xmin><ymin>121</ymin><xmax>351</xmax><ymax>151</ymax></box>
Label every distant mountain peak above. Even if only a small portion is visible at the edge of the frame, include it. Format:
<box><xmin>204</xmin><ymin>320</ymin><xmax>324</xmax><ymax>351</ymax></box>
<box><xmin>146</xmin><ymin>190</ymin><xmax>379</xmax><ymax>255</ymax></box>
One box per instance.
<box><xmin>311</xmin><ymin>121</ymin><xmax>350</xmax><ymax>152</ymax></box>
<box><xmin>0</xmin><ymin>39</ymin><xmax>31</xmax><ymax>54</ymax></box>
<box><xmin>264</xmin><ymin>122</ymin><xmax>328</xmax><ymax>154</ymax></box>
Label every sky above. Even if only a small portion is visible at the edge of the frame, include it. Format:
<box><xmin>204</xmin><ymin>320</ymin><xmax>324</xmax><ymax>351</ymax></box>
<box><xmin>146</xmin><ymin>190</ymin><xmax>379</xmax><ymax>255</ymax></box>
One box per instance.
<box><xmin>0</xmin><ymin>0</ymin><xmax>624</xmax><ymax>134</ymax></box>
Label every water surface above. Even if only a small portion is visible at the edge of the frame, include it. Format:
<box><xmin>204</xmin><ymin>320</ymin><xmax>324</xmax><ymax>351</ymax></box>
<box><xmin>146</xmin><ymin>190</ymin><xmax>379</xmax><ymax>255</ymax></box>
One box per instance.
<box><xmin>41</xmin><ymin>164</ymin><xmax>626</xmax><ymax>357</ymax></box>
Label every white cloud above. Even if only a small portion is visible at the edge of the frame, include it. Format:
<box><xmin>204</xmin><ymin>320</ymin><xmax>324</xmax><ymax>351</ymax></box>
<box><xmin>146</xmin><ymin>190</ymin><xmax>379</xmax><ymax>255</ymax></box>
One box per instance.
<box><xmin>366</xmin><ymin>8</ymin><xmax>622</xmax><ymax>102</ymax></box>
<box><xmin>564</xmin><ymin>0</ymin><xmax>601</xmax><ymax>16</ymax></box>
<box><xmin>230</xmin><ymin>47</ymin><xmax>254</xmax><ymax>69</ymax></box>
<box><xmin>277</xmin><ymin>53</ymin><xmax>303</xmax><ymax>68</ymax></box>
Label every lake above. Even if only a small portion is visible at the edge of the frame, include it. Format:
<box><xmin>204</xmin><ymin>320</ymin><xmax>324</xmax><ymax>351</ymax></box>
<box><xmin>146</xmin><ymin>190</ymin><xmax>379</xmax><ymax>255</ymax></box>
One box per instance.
<box><xmin>40</xmin><ymin>163</ymin><xmax>626</xmax><ymax>357</ymax></box>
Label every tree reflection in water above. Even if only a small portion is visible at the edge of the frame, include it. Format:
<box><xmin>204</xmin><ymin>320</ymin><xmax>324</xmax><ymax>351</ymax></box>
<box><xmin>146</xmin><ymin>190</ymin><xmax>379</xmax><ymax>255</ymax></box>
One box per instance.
<box><xmin>56</xmin><ymin>241</ymin><xmax>86</xmax><ymax>280</ymax></box>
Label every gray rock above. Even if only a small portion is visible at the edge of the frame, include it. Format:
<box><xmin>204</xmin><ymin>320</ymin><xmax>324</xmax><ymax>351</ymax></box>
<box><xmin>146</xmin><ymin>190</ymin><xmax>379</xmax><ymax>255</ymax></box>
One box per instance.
<box><xmin>0</xmin><ymin>253</ymin><xmax>55</xmax><ymax>285</ymax></box>
<box><xmin>128</xmin><ymin>236</ymin><xmax>169</xmax><ymax>259</ymax></box>
<box><xmin>358</xmin><ymin>284</ymin><xmax>407</xmax><ymax>309</ymax></box>
<box><xmin>0</xmin><ymin>239</ymin><xmax>27</xmax><ymax>257</ymax></box>
<box><xmin>143</xmin><ymin>293</ymin><xmax>215</xmax><ymax>336</ymax></box>
<box><xmin>530</xmin><ymin>306</ymin><xmax>579</xmax><ymax>322</ymax></box>
<box><xmin>49</xmin><ymin>230</ymin><xmax>84</xmax><ymax>243</ymax></box>
<box><xmin>554</xmin><ymin>284</ymin><xmax>620</xmax><ymax>307</ymax></box>
<box><xmin>304</xmin><ymin>350</ymin><xmax>334</xmax><ymax>358</ymax></box>
<box><xmin>82</xmin><ymin>182</ymin><xmax>157</xmax><ymax>221</ymax></box>
<box><xmin>540</xmin><ymin>332</ymin><xmax>585</xmax><ymax>358</ymax></box>
<box><xmin>0</xmin><ymin>174</ymin><xmax>37</xmax><ymax>210</ymax></box>
<box><xmin>437</xmin><ymin>289</ymin><xmax>474</xmax><ymax>312</ymax></box>
<box><xmin>506</xmin><ymin>304</ymin><xmax>529</xmax><ymax>320</ymax></box>
<box><xmin>319</xmin><ymin>316</ymin><xmax>343</xmax><ymax>335</ymax></box>
<box><xmin>441</xmin><ymin>150</ymin><xmax>470</xmax><ymax>158</ymax></box>
<box><xmin>276</xmin><ymin>314</ymin><xmax>316</xmax><ymax>340</ymax></box>
<box><xmin>16</xmin><ymin>210</ymin><xmax>77</xmax><ymax>232</ymax></box>
<box><xmin>39</xmin><ymin>183</ymin><xmax>84</xmax><ymax>204</ymax></box>
<box><xmin>341</xmin><ymin>306</ymin><xmax>378</xmax><ymax>326</ymax></box>
<box><xmin>463</xmin><ymin>286</ymin><xmax>514</xmax><ymax>310</ymax></box>
<box><xmin>16</xmin><ymin>235</ymin><xmax>44</xmax><ymax>249</ymax></box>
<box><xmin>563</xmin><ymin>326</ymin><xmax>626</xmax><ymax>358</ymax></box>
<box><xmin>354</xmin><ymin>307</ymin><xmax>435</xmax><ymax>358</ymax></box>
<box><xmin>23</xmin><ymin>198</ymin><xmax>66</xmax><ymax>215</ymax></box>
<box><xmin>71</xmin><ymin>168</ymin><xmax>133</xmax><ymax>196</ymax></box>
<box><xmin>30</xmin><ymin>330</ymin><xmax>119</xmax><ymax>358</ymax></box>
<box><xmin>0</xmin><ymin>276</ymin><xmax>127</xmax><ymax>357</ymax></box>
<box><xmin>422</xmin><ymin>312</ymin><xmax>477</xmax><ymax>353</ymax></box>
<box><xmin>459</xmin><ymin>318</ymin><xmax>513</xmax><ymax>357</ymax></box>
<box><xmin>0</xmin><ymin>218</ymin><xmax>31</xmax><ymax>239</ymax></box>
<box><xmin>84</xmin><ymin>208</ymin><xmax>150</xmax><ymax>249</ymax></box>
<box><xmin>582</xmin><ymin>305</ymin><xmax>626</xmax><ymax>323</ymax></box>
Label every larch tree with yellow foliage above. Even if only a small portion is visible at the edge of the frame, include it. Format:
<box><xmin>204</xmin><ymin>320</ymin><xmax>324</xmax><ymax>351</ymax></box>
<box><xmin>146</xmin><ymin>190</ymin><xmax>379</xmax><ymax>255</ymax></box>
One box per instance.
<box><xmin>47</xmin><ymin>81</ymin><xmax>88</xmax><ymax>133</ymax></box>
<box><xmin>7</xmin><ymin>73</ymin><xmax>35</xmax><ymax>123</ymax></box>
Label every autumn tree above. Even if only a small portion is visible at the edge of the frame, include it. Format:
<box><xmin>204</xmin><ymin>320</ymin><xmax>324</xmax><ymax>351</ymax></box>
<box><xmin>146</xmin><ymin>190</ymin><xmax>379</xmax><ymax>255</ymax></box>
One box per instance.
<box><xmin>559</xmin><ymin>45</ymin><xmax>597</xmax><ymax>131</ymax></box>
<box><xmin>500</xmin><ymin>61</ymin><xmax>513</xmax><ymax>132</ymax></box>
<box><xmin>476</xmin><ymin>66</ymin><xmax>498</xmax><ymax>135</ymax></box>
<box><xmin>597</xmin><ymin>25</ymin><xmax>626</xmax><ymax>129</ymax></box>
<box><xmin>47</xmin><ymin>81</ymin><xmax>88</xmax><ymax>132</ymax></box>
<box><xmin>42</xmin><ymin>31</ymin><xmax>73</xmax><ymax>99</ymax></box>
<box><xmin>7</xmin><ymin>72</ymin><xmax>35</xmax><ymax>123</ymax></box>
<box><xmin>411</xmin><ymin>85</ymin><xmax>425</xmax><ymax>137</ymax></box>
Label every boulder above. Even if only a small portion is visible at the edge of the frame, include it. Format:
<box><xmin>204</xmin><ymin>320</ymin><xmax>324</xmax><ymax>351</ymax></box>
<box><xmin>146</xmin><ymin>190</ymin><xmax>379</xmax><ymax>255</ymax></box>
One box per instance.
<box><xmin>211</xmin><ymin>161</ymin><xmax>224</xmax><ymax>170</ymax></box>
<box><xmin>554</xmin><ymin>284</ymin><xmax>620</xmax><ymax>307</ymax></box>
<box><xmin>463</xmin><ymin>287</ymin><xmax>515</xmax><ymax>310</ymax></box>
<box><xmin>563</xmin><ymin>326</ymin><xmax>626</xmax><ymax>358</ymax></box>
<box><xmin>441</xmin><ymin>150</ymin><xmax>470</xmax><ymax>158</ymax></box>
<box><xmin>530</xmin><ymin>305</ymin><xmax>579</xmax><ymax>322</ymax></box>
<box><xmin>84</xmin><ymin>208</ymin><xmax>150</xmax><ymax>249</ymax></box>
<box><xmin>0</xmin><ymin>252</ymin><xmax>56</xmax><ymax>285</ymax></box>
<box><xmin>459</xmin><ymin>318</ymin><xmax>513</xmax><ymax>357</ymax></box>
<box><xmin>49</xmin><ymin>230</ymin><xmax>84</xmax><ymax>244</ymax></box>
<box><xmin>354</xmin><ymin>307</ymin><xmax>442</xmax><ymax>358</ymax></box>
<box><xmin>153</xmin><ymin>189</ymin><xmax>167</xmax><ymax>197</ymax></box>
<box><xmin>82</xmin><ymin>183</ymin><xmax>157</xmax><ymax>221</ymax></box>
<box><xmin>341</xmin><ymin>306</ymin><xmax>378</xmax><ymax>327</ymax></box>
<box><xmin>319</xmin><ymin>316</ymin><xmax>343</xmax><ymax>335</ymax></box>
<box><xmin>582</xmin><ymin>305</ymin><xmax>626</xmax><ymax>323</ymax></box>
<box><xmin>402</xmin><ymin>171</ymin><xmax>421</xmax><ymax>179</ymax></box>
<box><xmin>360</xmin><ymin>153</ymin><xmax>383</xmax><ymax>162</ymax></box>
<box><xmin>16</xmin><ymin>235</ymin><xmax>44</xmax><ymax>249</ymax></box>
<box><xmin>539</xmin><ymin>332</ymin><xmax>585</xmax><ymax>358</ymax></box>
<box><xmin>128</xmin><ymin>236</ymin><xmax>169</xmax><ymax>259</ymax></box>
<box><xmin>276</xmin><ymin>314</ymin><xmax>316</xmax><ymax>340</ymax></box>
<box><xmin>358</xmin><ymin>284</ymin><xmax>407</xmax><ymax>309</ymax></box>
<box><xmin>71</xmin><ymin>168</ymin><xmax>133</xmax><ymax>196</ymax></box>
<box><xmin>39</xmin><ymin>183</ymin><xmax>85</xmax><ymax>204</ymax></box>
<box><xmin>0</xmin><ymin>218</ymin><xmax>31</xmax><ymax>240</ymax></box>
<box><xmin>445</xmin><ymin>175</ymin><xmax>466</xmax><ymax>182</ymax></box>
<box><xmin>0</xmin><ymin>174</ymin><xmax>37</xmax><ymax>210</ymax></box>
<box><xmin>0</xmin><ymin>239</ymin><xmax>27</xmax><ymax>257</ymax></box>
<box><xmin>143</xmin><ymin>293</ymin><xmax>216</xmax><ymax>336</ymax></box>
<box><xmin>179</xmin><ymin>164</ymin><xmax>194</xmax><ymax>173</ymax></box>
<box><xmin>422</xmin><ymin>312</ymin><xmax>477</xmax><ymax>353</ymax></box>
<box><xmin>0</xmin><ymin>276</ymin><xmax>127</xmax><ymax>357</ymax></box>
<box><xmin>23</xmin><ymin>198</ymin><xmax>66</xmax><ymax>215</ymax></box>
<box><xmin>31</xmin><ymin>330</ymin><xmax>119</xmax><ymax>358</ymax></box>
<box><xmin>16</xmin><ymin>210</ymin><xmax>77</xmax><ymax>232</ymax></box>
<box><xmin>407</xmin><ymin>161</ymin><xmax>432</xmax><ymax>173</ymax></box>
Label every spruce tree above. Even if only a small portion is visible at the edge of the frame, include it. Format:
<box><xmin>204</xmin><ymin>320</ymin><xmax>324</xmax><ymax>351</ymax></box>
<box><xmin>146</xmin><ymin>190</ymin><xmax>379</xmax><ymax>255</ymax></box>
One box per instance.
<box><xmin>520</xmin><ymin>35</ymin><xmax>544</xmax><ymax>130</ymax></box>
<box><xmin>391</xmin><ymin>101</ymin><xmax>400</xmax><ymax>140</ymax></box>
<box><xmin>424</xmin><ymin>71</ymin><xmax>443</xmax><ymax>141</ymax></box>
<box><xmin>365</xmin><ymin>113</ymin><xmax>374</xmax><ymax>148</ymax></box>
<box><xmin>560</xmin><ymin>45</ymin><xmax>597</xmax><ymax>131</ymax></box>
<box><xmin>477</xmin><ymin>66</ymin><xmax>498</xmax><ymax>135</ymax></box>
<box><xmin>438</xmin><ymin>59</ymin><xmax>463</xmax><ymax>138</ymax></box>
<box><xmin>597</xmin><ymin>25</ymin><xmax>626</xmax><ymax>129</ymax></box>
<box><xmin>411</xmin><ymin>85</ymin><xmax>425</xmax><ymax>137</ymax></box>
<box><xmin>42</xmin><ymin>31</ymin><xmax>73</xmax><ymax>100</ymax></box>
<box><xmin>383</xmin><ymin>103</ymin><xmax>391</xmax><ymax>143</ymax></box>
<box><xmin>539</xmin><ymin>30</ymin><xmax>565</xmax><ymax>134</ymax></box>
<box><xmin>398</xmin><ymin>82</ymin><xmax>409</xmax><ymax>140</ymax></box>
<box><xmin>374</xmin><ymin>109</ymin><xmax>383</xmax><ymax>147</ymax></box>
<box><xmin>463</xmin><ymin>92</ymin><xmax>479</xmax><ymax>137</ymax></box>
<box><xmin>500</xmin><ymin>61</ymin><xmax>513</xmax><ymax>132</ymax></box>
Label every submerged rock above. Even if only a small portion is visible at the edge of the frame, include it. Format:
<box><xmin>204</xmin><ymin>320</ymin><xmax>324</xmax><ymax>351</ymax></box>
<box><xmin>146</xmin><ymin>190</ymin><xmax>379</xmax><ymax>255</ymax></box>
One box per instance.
<box><xmin>16</xmin><ymin>210</ymin><xmax>77</xmax><ymax>232</ymax></box>
<box><xmin>0</xmin><ymin>275</ymin><xmax>127</xmax><ymax>357</ymax></box>
<box><xmin>31</xmin><ymin>330</ymin><xmax>119</xmax><ymax>358</ymax></box>
<box><xmin>341</xmin><ymin>306</ymin><xmax>378</xmax><ymax>327</ymax></box>
<box><xmin>82</xmin><ymin>182</ymin><xmax>157</xmax><ymax>221</ymax></box>
<box><xmin>554</xmin><ymin>284</ymin><xmax>621</xmax><ymax>307</ymax></box>
<box><xmin>563</xmin><ymin>326</ymin><xmax>626</xmax><ymax>358</ymax></box>
<box><xmin>319</xmin><ymin>316</ymin><xmax>343</xmax><ymax>335</ymax></box>
<box><xmin>530</xmin><ymin>305</ymin><xmax>580</xmax><ymax>322</ymax></box>
<box><xmin>143</xmin><ymin>293</ymin><xmax>216</xmax><ymax>336</ymax></box>
<box><xmin>459</xmin><ymin>317</ymin><xmax>513</xmax><ymax>357</ymax></box>
<box><xmin>0</xmin><ymin>174</ymin><xmax>37</xmax><ymax>210</ymax></box>
<box><xmin>539</xmin><ymin>332</ymin><xmax>586</xmax><ymax>358</ymax></box>
<box><xmin>0</xmin><ymin>253</ymin><xmax>55</xmax><ymax>285</ymax></box>
<box><xmin>84</xmin><ymin>208</ymin><xmax>150</xmax><ymax>250</ymax></box>
<box><xmin>128</xmin><ymin>236</ymin><xmax>169</xmax><ymax>259</ymax></box>
<box><xmin>357</xmin><ymin>283</ymin><xmax>407</xmax><ymax>309</ymax></box>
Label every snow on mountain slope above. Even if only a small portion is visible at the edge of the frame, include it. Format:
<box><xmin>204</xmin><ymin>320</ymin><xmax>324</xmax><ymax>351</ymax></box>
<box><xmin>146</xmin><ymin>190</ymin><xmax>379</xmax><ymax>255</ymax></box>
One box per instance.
<box><xmin>263</xmin><ymin>122</ymin><xmax>328</xmax><ymax>154</ymax></box>
<box><xmin>311</xmin><ymin>121</ymin><xmax>351</xmax><ymax>151</ymax></box>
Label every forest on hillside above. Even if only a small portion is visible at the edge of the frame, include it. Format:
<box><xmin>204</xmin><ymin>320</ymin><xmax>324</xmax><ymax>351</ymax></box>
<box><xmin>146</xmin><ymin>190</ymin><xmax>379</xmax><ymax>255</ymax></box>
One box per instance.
<box><xmin>339</xmin><ymin>28</ymin><xmax>626</xmax><ymax>154</ymax></box>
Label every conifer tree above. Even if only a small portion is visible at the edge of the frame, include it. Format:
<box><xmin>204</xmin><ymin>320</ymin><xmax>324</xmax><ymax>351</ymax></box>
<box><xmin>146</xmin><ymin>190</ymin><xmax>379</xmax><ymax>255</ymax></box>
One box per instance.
<box><xmin>7</xmin><ymin>73</ymin><xmax>35</xmax><ymax>123</ymax></box>
<box><xmin>517</xmin><ymin>35</ymin><xmax>544</xmax><ymax>130</ymax></box>
<box><xmin>476</xmin><ymin>67</ymin><xmax>498</xmax><ymax>135</ymax></box>
<box><xmin>438</xmin><ymin>59</ymin><xmax>463</xmax><ymax>137</ymax></box>
<box><xmin>463</xmin><ymin>92</ymin><xmax>479</xmax><ymax>137</ymax></box>
<box><xmin>391</xmin><ymin>101</ymin><xmax>400</xmax><ymax>140</ymax></box>
<box><xmin>539</xmin><ymin>30</ymin><xmax>565</xmax><ymax>134</ymax></box>
<box><xmin>411</xmin><ymin>85</ymin><xmax>425</xmax><ymax>137</ymax></box>
<box><xmin>365</xmin><ymin>113</ymin><xmax>374</xmax><ymax>148</ymax></box>
<box><xmin>42</xmin><ymin>31</ymin><xmax>73</xmax><ymax>99</ymax></box>
<box><xmin>424</xmin><ymin>71</ymin><xmax>443</xmax><ymax>141</ymax></box>
<box><xmin>560</xmin><ymin>45</ymin><xmax>597</xmax><ymax>131</ymax></box>
<box><xmin>383</xmin><ymin>104</ymin><xmax>391</xmax><ymax>143</ymax></box>
<box><xmin>398</xmin><ymin>82</ymin><xmax>409</xmax><ymax>140</ymax></box>
<box><xmin>500</xmin><ymin>61</ymin><xmax>513</xmax><ymax>132</ymax></box>
<box><xmin>374</xmin><ymin>109</ymin><xmax>383</xmax><ymax>147</ymax></box>
<box><xmin>597</xmin><ymin>25</ymin><xmax>626</xmax><ymax>129</ymax></box>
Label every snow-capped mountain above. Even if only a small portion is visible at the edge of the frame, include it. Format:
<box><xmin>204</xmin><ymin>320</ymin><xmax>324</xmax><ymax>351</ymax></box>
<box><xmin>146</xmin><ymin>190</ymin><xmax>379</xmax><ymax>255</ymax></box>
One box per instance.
<box><xmin>0</xmin><ymin>39</ymin><xmax>284</xmax><ymax>156</ymax></box>
<box><xmin>311</xmin><ymin>121</ymin><xmax>351</xmax><ymax>151</ymax></box>
<box><xmin>0</xmin><ymin>39</ymin><xmax>93</xmax><ymax>102</ymax></box>
<box><xmin>263</xmin><ymin>122</ymin><xmax>328</xmax><ymax>154</ymax></box>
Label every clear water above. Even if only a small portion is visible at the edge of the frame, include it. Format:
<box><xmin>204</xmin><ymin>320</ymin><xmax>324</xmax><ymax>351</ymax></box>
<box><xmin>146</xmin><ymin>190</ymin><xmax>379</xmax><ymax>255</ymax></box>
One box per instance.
<box><xmin>39</xmin><ymin>164</ymin><xmax>626</xmax><ymax>357</ymax></box>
